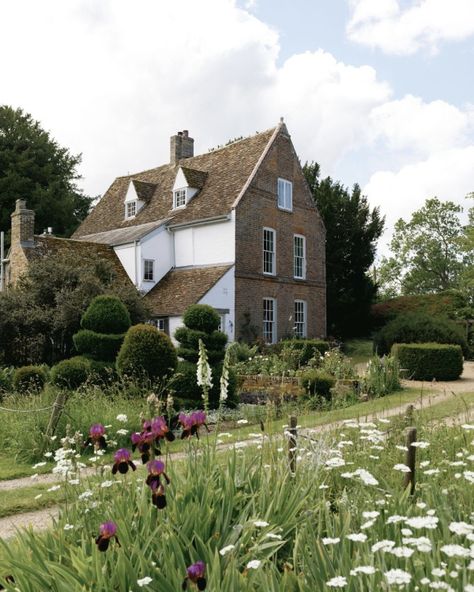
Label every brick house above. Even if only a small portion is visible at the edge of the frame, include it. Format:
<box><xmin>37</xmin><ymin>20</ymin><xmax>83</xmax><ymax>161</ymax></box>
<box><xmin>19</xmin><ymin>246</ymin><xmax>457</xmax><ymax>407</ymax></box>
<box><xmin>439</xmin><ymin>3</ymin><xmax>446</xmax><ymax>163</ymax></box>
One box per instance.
<box><xmin>4</xmin><ymin>121</ymin><xmax>326</xmax><ymax>343</ymax></box>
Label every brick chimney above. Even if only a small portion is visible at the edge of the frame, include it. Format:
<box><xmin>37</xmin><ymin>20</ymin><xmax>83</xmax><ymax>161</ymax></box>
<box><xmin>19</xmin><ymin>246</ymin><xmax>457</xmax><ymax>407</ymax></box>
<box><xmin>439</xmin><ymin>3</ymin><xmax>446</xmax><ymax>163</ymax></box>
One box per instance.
<box><xmin>170</xmin><ymin>130</ymin><xmax>194</xmax><ymax>165</ymax></box>
<box><xmin>11</xmin><ymin>199</ymin><xmax>35</xmax><ymax>246</ymax></box>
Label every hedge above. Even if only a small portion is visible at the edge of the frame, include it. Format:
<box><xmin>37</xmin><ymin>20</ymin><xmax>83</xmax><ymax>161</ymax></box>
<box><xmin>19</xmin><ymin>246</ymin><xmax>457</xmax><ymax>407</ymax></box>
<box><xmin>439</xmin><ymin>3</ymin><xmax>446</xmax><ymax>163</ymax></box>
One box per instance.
<box><xmin>374</xmin><ymin>312</ymin><xmax>468</xmax><ymax>357</ymax></box>
<box><xmin>13</xmin><ymin>365</ymin><xmax>48</xmax><ymax>394</ymax></box>
<box><xmin>73</xmin><ymin>330</ymin><xmax>124</xmax><ymax>362</ymax></box>
<box><xmin>299</xmin><ymin>369</ymin><xmax>335</xmax><ymax>401</ymax></box>
<box><xmin>278</xmin><ymin>339</ymin><xmax>329</xmax><ymax>366</ymax></box>
<box><xmin>391</xmin><ymin>343</ymin><xmax>463</xmax><ymax>381</ymax></box>
<box><xmin>81</xmin><ymin>295</ymin><xmax>131</xmax><ymax>335</ymax></box>
<box><xmin>116</xmin><ymin>324</ymin><xmax>177</xmax><ymax>383</ymax></box>
<box><xmin>50</xmin><ymin>356</ymin><xmax>91</xmax><ymax>390</ymax></box>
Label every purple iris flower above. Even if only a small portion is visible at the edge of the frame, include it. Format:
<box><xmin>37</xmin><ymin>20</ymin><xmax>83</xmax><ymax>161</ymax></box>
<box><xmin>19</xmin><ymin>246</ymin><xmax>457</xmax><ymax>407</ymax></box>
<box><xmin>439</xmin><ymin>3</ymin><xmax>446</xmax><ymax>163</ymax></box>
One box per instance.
<box><xmin>112</xmin><ymin>448</ymin><xmax>136</xmax><ymax>475</ymax></box>
<box><xmin>179</xmin><ymin>411</ymin><xmax>208</xmax><ymax>439</ymax></box>
<box><xmin>86</xmin><ymin>423</ymin><xmax>107</xmax><ymax>450</ymax></box>
<box><xmin>146</xmin><ymin>459</ymin><xmax>170</xmax><ymax>509</ymax></box>
<box><xmin>95</xmin><ymin>521</ymin><xmax>119</xmax><ymax>552</ymax></box>
<box><xmin>182</xmin><ymin>561</ymin><xmax>206</xmax><ymax>590</ymax></box>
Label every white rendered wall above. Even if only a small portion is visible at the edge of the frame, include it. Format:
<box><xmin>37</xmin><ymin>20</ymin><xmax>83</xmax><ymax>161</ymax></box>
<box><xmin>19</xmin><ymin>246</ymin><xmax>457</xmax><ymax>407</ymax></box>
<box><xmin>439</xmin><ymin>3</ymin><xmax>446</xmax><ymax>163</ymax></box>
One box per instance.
<box><xmin>115</xmin><ymin>243</ymin><xmax>140</xmax><ymax>286</ymax></box>
<box><xmin>169</xmin><ymin>316</ymin><xmax>183</xmax><ymax>344</ymax></box>
<box><xmin>174</xmin><ymin>217</ymin><xmax>235</xmax><ymax>267</ymax></box>
<box><xmin>139</xmin><ymin>226</ymin><xmax>173</xmax><ymax>293</ymax></box>
<box><xmin>199</xmin><ymin>266</ymin><xmax>235</xmax><ymax>342</ymax></box>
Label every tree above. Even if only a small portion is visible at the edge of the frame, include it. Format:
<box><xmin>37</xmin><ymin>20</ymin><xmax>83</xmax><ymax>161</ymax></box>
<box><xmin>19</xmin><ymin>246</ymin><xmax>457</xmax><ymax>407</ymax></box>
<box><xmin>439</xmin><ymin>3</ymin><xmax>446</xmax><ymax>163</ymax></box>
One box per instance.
<box><xmin>0</xmin><ymin>106</ymin><xmax>92</xmax><ymax>244</ymax></box>
<box><xmin>378</xmin><ymin>198</ymin><xmax>467</xmax><ymax>297</ymax></box>
<box><xmin>0</xmin><ymin>252</ymin><xmax>149</xmax><ymax>366</ymax></box>
<box><xmin>303</xmin><ymin>162</ymin><xmax>384</xmax><ymax>338</ymax></box>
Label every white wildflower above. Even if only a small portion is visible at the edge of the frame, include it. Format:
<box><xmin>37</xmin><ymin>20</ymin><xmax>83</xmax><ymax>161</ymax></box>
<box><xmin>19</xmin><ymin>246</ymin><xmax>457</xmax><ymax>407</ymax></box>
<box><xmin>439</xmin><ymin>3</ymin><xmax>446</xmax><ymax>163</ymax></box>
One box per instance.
<box><xmin>219</xmin><ymin>544</ymin><xmax>235</xmax><ymax>556</ymax></box>
<box><xmin>411</xmin><ymin>441</ymin><xmax>430</xmax><ymax>448</ymax></box>
<box><xmin>424</xmin><ymin>469</ymin><xmax>440</xmax><ymax>475</ymax></box>
<box><xmin>396</xmin><ymin>445</ymin><xmax>408</xmax><ymax>452</ymax></box>
<box><xmin>253</xmin><ymin>520</ymin><xmax>269</xmax><ymax>527</ymax></box>
<box><xmin>405</xmin><ymin>516</ymin><xmax>439</xmax><ymax>529</ymax></box>
<box><xmin>372</xmin><ymin>540</ymin><xmax>395</xmax><ymax>552</ymax></box>
<box><xmin>78</xmin><ymin>490</ymin><xmax>93</xmax><ymax>500</ymax></box>
<box><xmin>63</xmin><ymin>524</ymin><xmax>74</xmax><ymax>530</ymax></box>
<box><xmin>326</xmin><ymin>576</ymin><xmax>347</xmax><ymax>588</ymax></box>
<box><xmin>101</xmin><ymin>480</ymin><xmax>114</xmax><ymax>488</ymax></box>
<box><xmin>325</xmin><ymin>457</ymin><xmax>346</xmax><ymax>468</ymax></box>
<box><xmin>137</xmin><ymin>577</ymin><xmax>153</xmax><ymax>587</ymax></box>
<box><xmin>394</xmin><ymin>463</ymin><xmax>411</xmax><ymax>473</ymax></box>
<box><xmin>246</xmin><ymin>560</ymin><xmax>261</xmax><ymax>569</ymax></box>
<box><xmin>464</xmin><ymin>471</ymin><xmax>474</xmax><ymax>483</ymax></box>
<box><xmin>116</xmin><ymin>414</ymin><xmax>128</xmax><ymax>423</ymax></box>
<box><xmin>47</xmin><ymin>485</ymin><xmax>60</xmax><ymax>492</ymax></box>
<box><xmin>322</xmin><ymin>537</ymin><xmax>340</xmax><ymax>545</ymax></box>
<box><xmin>350</xmin><ymin>566</ymin><xmax>376</xmax><ymax>575</ymax></box>
<box><xmin>384</xmin><ymin>568</ymin><xmax>411</xmax><ymax>586</ymax></box>
<box><xmin>387</xmin><ymin>515</ymin><xmax>407</xmax><ymax>524</ymax></box>
<box><xmin>116</xmin><ymin>429</ymin><xmax>128</xmax><ymax>436</ymax></box>
<box><xmin>449</xmin><ymin>522</ymin><xmax>474</xmax><ymax>536</ymax></box>
<box><xmin>237</xmin><ymin>419</ymin><xmax>248</xmax><ymax>425</ymax></box>
<box><xmin>32</xmin><ymin>461</ymin><xmax>47</xmax><ymax>469</ymax></box>
<box><xmin>265</xmin><ymin>533</ymin><xmax>282</xmax><ymax>540</ymax></box>
<box><xmin>440</xmin><ymin>544</ymin><xmax>471</xmax><ymax>557</ymax></box>
<box><xmin>388</xmin><ymin>546</ymin><xmax>414</xmax><ymax>558</ymax></box>
<box><xmin>346</xmin><ymin>533</ymin><xmax>367</xmax><ymax>542</ymax></box>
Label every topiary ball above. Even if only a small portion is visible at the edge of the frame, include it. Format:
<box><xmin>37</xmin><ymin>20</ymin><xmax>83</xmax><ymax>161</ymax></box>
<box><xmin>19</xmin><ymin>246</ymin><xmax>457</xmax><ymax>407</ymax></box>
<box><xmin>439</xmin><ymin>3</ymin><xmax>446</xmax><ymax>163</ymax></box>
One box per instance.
<box><xmin>50</xmin><ymin>357</ymin><xmax>91</xmax><ymax>390</ymax></box>
<box><xmin>13</xmin><ymin>365</ymin><xmax>48</xmax><ymax>394</ymax></box>
<box><xmin>116</xmin><ymin>324</ymin><xmax>178</xmax><ymax>383</ymax></box>
<box><xmin>183</xmin><ymin>304</ymin><xmax>220</xmax><ymax>333</ymax></box>
<box><xmin>81</xmin><ymin>295</ymin><xmax>131</xmax><ymax>335</ymax></box>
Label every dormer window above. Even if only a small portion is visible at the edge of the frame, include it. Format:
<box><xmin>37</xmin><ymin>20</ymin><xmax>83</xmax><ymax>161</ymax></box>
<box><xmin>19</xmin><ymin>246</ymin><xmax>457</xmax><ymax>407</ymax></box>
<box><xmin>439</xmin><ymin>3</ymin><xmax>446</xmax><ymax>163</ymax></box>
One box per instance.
<box><xmin>174</xmin><ymin>189</ymin><xmax>187</xmax><ymax>209</ymax></box>
<box><xmin>125</xmin><ymin>201</ymin><xmax>137</xmax><ymax>219</ymax></box>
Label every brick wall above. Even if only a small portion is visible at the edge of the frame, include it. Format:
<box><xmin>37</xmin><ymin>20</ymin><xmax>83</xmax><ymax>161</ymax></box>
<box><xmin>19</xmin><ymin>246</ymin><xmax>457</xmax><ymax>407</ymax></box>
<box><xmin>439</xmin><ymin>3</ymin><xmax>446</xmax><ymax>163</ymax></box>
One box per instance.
<box><xmin>234</xmin><ymin>128</ymin><xmax>326</xmax><ymax>341</ymax></box>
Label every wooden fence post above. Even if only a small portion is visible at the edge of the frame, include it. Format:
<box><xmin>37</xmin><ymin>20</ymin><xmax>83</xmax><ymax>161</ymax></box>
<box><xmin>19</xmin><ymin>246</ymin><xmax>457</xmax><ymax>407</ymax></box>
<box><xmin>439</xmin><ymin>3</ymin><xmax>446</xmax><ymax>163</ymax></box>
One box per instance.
<box><xmin>405</xmin><ymin>404</ymin><xmax>414</xmax><ymax>424</ymax></box>
<box><xmin>288</xmin><ymin>415</ymin><xmax>298</xmax><ymax>474</ymax></box>
<box><xmin>46</xmin><ymin>390</ymin><xmax>68</xmax><ymax>438</ymax></box>
<box><xmin>404</xmin><ymin>427</ymin><xmax>417</xmax><ymax>495</ymax></box>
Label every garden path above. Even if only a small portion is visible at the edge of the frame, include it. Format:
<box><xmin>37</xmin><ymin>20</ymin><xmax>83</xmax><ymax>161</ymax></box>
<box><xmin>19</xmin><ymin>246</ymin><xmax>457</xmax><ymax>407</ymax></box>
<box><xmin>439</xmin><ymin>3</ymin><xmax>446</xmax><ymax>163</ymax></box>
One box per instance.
<box><xmin>1</xmin><ymin>361</ymin><xmax>473</xmax><ymax>540</ymax></box>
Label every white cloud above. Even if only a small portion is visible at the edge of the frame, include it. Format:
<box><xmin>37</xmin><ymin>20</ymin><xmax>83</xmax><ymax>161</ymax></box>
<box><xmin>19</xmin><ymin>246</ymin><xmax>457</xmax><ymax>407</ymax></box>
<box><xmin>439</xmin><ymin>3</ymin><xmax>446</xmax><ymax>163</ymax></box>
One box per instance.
<box><xmin>347</xmin><ymin>0</ymin><xmax>474</xmax><ymax>55</ymax></box>
<box><xmin>364</xmin><ymin>146</ymin><xmax>474</xmax><ymax>253</ymax></box>
<box><xmin>0</xmin><ymin>0</ymin><xmax>390</xmax><ymax>197</ymax></box>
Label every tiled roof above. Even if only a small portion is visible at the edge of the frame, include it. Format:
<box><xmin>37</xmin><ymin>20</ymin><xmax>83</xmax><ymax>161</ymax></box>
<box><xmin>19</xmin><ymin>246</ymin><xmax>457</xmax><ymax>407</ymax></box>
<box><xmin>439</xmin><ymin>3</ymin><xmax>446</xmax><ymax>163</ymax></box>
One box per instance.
<box><xmin>77</xmin><ymin>219</ymin><xmax>168</xmax><ymax>246</ymax></box>
<box><xmin>181</xmin><ymin>167</ymin><xmax>207</xmax><ymax>189</ymax></box>
<box><xmin>133</xmin><ymin>180</ymin><xmax>156</xmax><ymax>202</ymax></box>
<box><xmin>27</xmin><ymin>235</ymin><xmax>132</xmax><ymax>285</ymax></box>
<box><xmin>73</xmin><ymin>127</ymin><xmax>277</xmax><ymax>238</ymax></box>
<box><xmin>144</xmin><ymin>264</ymin><xmax>233</xmax><ymax>316</ymax></box>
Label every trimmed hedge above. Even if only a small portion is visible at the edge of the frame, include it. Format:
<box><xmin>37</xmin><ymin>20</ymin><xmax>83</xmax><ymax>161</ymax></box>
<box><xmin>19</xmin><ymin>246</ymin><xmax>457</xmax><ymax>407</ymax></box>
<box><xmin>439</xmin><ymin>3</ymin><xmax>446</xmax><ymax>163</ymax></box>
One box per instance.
<box><xmin>73</xmin><ymin>330</ymin><xmax>124</xmax><ymax>362</ymax></box>
<box><xmin>81</xmin><ymin>295</ymin><xmax>131</xmax><ymax>334</ymax></box>
<box><xmin>51</xmin><ymin>356</ymin><xmax>91</xmax><ymax>390</ymax></box>
<box><xmin>170</xmin><ymin>360</ymin><xmax>239</xmax><ymax>409</ymax></box>
<box><xmin>182</xmin><ymin>305</ymin><xmax>220</xmax><ymax>334</ymax></box>
<box><xmin>116</xmin><ymin>324</ymin><xmax>177</xmax><ymax>383</ymax></box>
<box><xmin>374</xmin><ymin>313</ymin><xmax>468</xmax><ymax>357</ymax></box>
<box><xmin>13</xmin><ymin>365</ymin><xmax>48</xmax><ymax>394</ymax></box>
<box><xmin>299</xmin><ymin>369</ymin><xmax>335</xmax><ymax>401</ymax></box>
<box><xmin>391</xmin><ymin>343</ymin><xmax>463</xmax><ymax>381</ymax></box>
<box><xmin>278</xmin><ymin>339</ymin><xmax>329</xmax><ymax>366</ymax></box>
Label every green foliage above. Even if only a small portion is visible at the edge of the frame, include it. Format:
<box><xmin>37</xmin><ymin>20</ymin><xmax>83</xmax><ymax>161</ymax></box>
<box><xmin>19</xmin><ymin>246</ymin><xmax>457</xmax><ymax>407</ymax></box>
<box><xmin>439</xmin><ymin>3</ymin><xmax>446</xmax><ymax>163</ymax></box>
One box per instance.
<box><xmin>362</xmin><ymin>355</ymin><xmax>400</xmax><ymax>397</ymax></box>
<box><xmin>391</xmin><ymin>343</ymin><xmax>463</xmax><ymax>381</ymax></box>
<box><xmin>0</xmin><ymin>252</ymin><xmax>148</xmax><ymax>366</ymax></box>
<box><xmin>303</xmin><ymin>161</ymin><xmax>384</xmax><ymax>338</ymax></box>
<box><xmin>0</xmin><ymin>367</ymin><xmax>13</xmax><ymax>394</ymax></box>
<box><xmin>377</xmin><ymin>198</ymin><xmax>466</xmax><ymax>297</ymax></box>
<box><xmin>175</xmin><ymin>327</ymin><xmax>227</xmax><ymax>363</ymax></box>
<box><xmin>227</xmin><ymin>341</ymin><xmax>259</xmax><ymax>363</ymax></box>
<box><xmin>80</xmin><ymin>295</ymin><xmax>131</xmax><ymax>334</ymax></box>
<box><xmin>182</xmin><ymin>304</ymin><xmax>220</xmax><ymax>333</ymax></box>
<box><xmin>50</xmin><ymin>356</ymin><xmax>91</xmax><ymax>390</ymax></box>
<box><xmin>0</xmin><ymin>105</ymin><xmax>92</xmax><ymax>246</ymax></box>
<box><xmin>375</xmin><ymin>312</ymin><xmax>468</xmax><ymax>356</ymax></box>
<box><xmin>12</xmin><ymin>365</ymin><xmax>47</xmax><ymax>394</ymax></box>
<box><xmin>278</xmin><ymin>339</ymin><xmax>329</xmax><ymax>366</ymax></box>
<box><xmin>299</xmin><ymin>369</ymin><xmax>335</xmax><ymax>400</ymax></box>
<box><xmin>116</xmin><ymin>324</ymin><xmax>177</xmax><ymax>383</ymax></box>
<box><xmin>88</xmin><ymin>360</ymin><xmax>117</xmax><ymax>385</ymax></box>
<box><xmin>319</xmin><ymin>348</ymin><xmax>356</xmax><ymax>379</ymax></box>
<box><xmin>170</xmin><ymin>360</ymin><xmax>238</xmax><ymax>409</ymax></box>
<box><xmin>73</xmin><ymin>330</ymin><xmax>124</xmax><ymax>362</ymax></box>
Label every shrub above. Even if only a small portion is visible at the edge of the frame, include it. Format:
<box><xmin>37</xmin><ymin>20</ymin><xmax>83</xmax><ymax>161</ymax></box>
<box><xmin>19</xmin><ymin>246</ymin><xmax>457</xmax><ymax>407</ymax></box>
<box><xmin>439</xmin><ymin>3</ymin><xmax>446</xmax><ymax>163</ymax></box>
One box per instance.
<box><xmin>391</xmin><ymin>343</ymin><xmax>463</xmax><ymax>381</ymax></box>
<box><xmin>117</xmin><ymin>324</ymin><xmax>177</xmax><ymax>383</ymax></box>
<box><xmin>170</xmin><ymin>360</ymin><xmax>239</xmax><ymax>409</ymax></box>
<box><xmin>374</xmin><ymin>312</ymin><xmax>468</xmax><ymax>356</ymax></box>
<box><xmin>182</xmin><ymin>304</ymin><xmax>220</xmax><ymax>334</ymax></box>
<box><xmin>299</xmin><ymin>369</ymin><xmax>335</xmax><ymax>401</ymax></box>
<box><xmin>81</xmin><ymin>295</ymin><xmax>131</xmax><ymax>334</ymax></box>
<box><xmin>278</xmin><ymin>339</ymin><xmax>329</xmax><ymax>366</ymax></box>
<box><xmin>13</xmin><ymin>365</ymin><xmax>48</xmax><ymax>394</ymax></box>
<box><xmin>0</xmin><ymin>367</ymin><xmax>14</xmax><ymax>394</ymax></box>
<box><xmin>73</xmin><ymin>330</ymin><xmax>124</xmax><ymax>362</ymax></box>
<box><xmin>50</xmin><ymin>356</ymin><xmax>91</xmax><ymax>389</ymax></box>
<box><xmin>362</xmin><ymin>355</ymin><xmax>400</xmax><ymax>397</ymax></box>
<box><xmin>88</xmin><ymin>360</ymin><xmax>117</xmax><ymax>385</ymax></box>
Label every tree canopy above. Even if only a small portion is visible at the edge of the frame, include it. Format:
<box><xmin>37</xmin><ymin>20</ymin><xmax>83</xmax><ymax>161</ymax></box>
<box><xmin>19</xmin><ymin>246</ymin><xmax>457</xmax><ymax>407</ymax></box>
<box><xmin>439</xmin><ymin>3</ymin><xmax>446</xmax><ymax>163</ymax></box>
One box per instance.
<box><xmin>377</xmin><ymin>198</ymin><xmax>470</xmax><ymax>298</ymax></box>
<box><xmin>0</xmin><ymin>105</ymin><xmax>92</xmax><ymax>244</ymax></box>
<box><xmin>303</xmin><ymin>162</ymin><xmax>384</xmax><ymax>338</ymax></box>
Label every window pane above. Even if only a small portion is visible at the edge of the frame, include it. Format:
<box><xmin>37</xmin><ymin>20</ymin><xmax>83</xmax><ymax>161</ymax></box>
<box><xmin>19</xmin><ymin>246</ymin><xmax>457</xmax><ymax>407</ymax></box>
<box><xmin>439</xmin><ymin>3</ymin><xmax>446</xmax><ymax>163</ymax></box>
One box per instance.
<box><xmin>174</xmin><ymin>189</ymin><xmax>186</xmax><ymax>208</ymax></box>
<box><xmin>263</xmin><ymin>298</ymin><xmax>276</xmax><ymax>343</ymax></box>
<box><xmin>144</xmin><ymin>260</ymin><xmax>154</xmax><ymax>281</ymax></box>
<box><xmin>126</xmin><ymin>201</ymin><xmax>136</xmax><ymax>218</ymax></box>
<box><xmin>277</xmin><ymin>178</ymin><xmax>292</xmax><ymax>210</ymax></box>
<box><xmin>263</xmin><ymin>229</ymin><xmax>275</xmax><ymax>274</ymax></box>
<box><xmin>294</xmin><ymin>235</ymin><xmax>305</xmax><ymax>279</ymax></box>
<box><xmin>294</xmin><ymin>300</ymin><xmax>306</xmax><ymax>338</ymax></box>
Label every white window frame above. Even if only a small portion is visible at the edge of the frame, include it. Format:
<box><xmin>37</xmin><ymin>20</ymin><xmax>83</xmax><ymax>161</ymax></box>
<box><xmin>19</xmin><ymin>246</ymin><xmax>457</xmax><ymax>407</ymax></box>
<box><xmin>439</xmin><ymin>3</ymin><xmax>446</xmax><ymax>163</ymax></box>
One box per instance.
<box><xmin>173</xmin><ymin>188</ymin><xmax>187</xmax><ymax>209</ymax></box>
<box><xmin>143</xmin><ymin>259</ymin><xmax>154</xmax><ymax>282</ymax></box>
<box><xmin>277</xmin><ymin>178</ymin><xmax>293</xmax><ymax>211</ymax></box>
<box><xmin>263</xmin><ymin>297</ymin><xmax>277</xmax><ymax>344</ymax></box>
<box><xmin>263</xmin><ymin>227</ymin><xmax>276</xmax><ymax>276</ymax></box>
<box><xmin>156</xmin><ymin>318</ymin><xmax>166</xmax><ymax>332</ymax></box>
<box><xmin>125</xmin><ymin>200</ymin><xmax>137</xmax><ymax>219</ymax></box>
<box><xmin>294</xmin><ymin>234</ymin><xmax>306</xmax><ymax>279</ymax></box>
<box><xmin>294</xmin><ymin>300</ymin><xmax>307</xmax><ymax>338</ymax></box>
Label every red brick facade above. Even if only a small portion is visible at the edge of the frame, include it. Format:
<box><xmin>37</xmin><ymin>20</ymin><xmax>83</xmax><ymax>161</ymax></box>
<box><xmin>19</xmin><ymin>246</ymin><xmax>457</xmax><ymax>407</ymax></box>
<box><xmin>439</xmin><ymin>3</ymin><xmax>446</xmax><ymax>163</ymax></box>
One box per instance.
<box><xmin>234</xmin><ymin>128</ymin><xmax>326</xmax><ymax>341</ymax></box>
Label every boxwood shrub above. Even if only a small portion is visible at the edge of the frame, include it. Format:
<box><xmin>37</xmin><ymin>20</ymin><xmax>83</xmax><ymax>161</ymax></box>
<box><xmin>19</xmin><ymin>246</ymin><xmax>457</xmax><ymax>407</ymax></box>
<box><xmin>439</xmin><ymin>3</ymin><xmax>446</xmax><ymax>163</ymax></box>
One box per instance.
<box><xmin>391</xmin><ymin>343</ymin><xmax>463</xmax><ymax>381</ymax></box>
<box><xmin>50</xmin><ymin>356</ymin><xmax>91</xmax><ymax>390</ymax></box>
<box><xmin>13</xmin><ymin>365</ymin><xmax>48</xmax><ymax>394</ymax></box>
<box><xmin>73</xmin><ymin>330</ymin><xmax>124</xmax><ymax>362</ymax></box>
<box><xmin>182</xmin><ymin>304</ymin><xmax>220</xmax><ymax>334</ymax></box>
<box><xmin>116</xmin><ymin>324</ymin><xmax>177</xmax><ymax>383</ymax></box>
<box><xmin>81</xmin><ymin>295</ymin><xmax>131</xmax><ymax>334</ymax></box>
<box><xmin>374</xmin><ymin>312</ymin><xmax>468</xmax><ymax>356</ymax></box>
<box><xmin>299</xmin><ymin>369</ymin><xmax>335</xmax><ymax>401</ymax></box>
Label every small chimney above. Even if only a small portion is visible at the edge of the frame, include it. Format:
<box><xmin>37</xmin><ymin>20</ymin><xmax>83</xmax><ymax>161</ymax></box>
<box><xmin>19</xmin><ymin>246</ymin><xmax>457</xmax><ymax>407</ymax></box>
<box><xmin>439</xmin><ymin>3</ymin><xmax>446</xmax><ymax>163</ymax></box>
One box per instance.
<box><xmin>11</xmin><ymin>199</ymin><xmax>35</xmax><ymax>246</ymax></box>
<box><xmin>170</xmin><ymin>130</ymin><xmax>194</xmax><ymax>165</ymax></box>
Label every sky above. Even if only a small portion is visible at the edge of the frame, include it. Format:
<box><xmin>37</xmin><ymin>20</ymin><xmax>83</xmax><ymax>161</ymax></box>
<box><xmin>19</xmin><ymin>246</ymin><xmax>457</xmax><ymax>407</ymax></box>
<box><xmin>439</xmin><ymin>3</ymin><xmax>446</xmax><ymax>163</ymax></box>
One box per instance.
<box><xmin>0</xmin><ymin>0</ymin><xmax>473</xmax><ymax>255</ymax></box>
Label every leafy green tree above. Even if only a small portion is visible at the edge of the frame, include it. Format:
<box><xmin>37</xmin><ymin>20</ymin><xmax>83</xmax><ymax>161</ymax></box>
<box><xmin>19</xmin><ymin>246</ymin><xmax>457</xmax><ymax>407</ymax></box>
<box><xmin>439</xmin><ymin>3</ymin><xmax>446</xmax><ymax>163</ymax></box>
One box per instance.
<box><xmin>378</xmin><ymin>198</ymin><xmax>467</xmax><ymax>297</ymax></box>
<box><xmin>303</xmin><ymin>162</ymin><xmax>384</xmax><ymax>338</ymax></box>
<box><xmin>0</xmin><ymin>106</ymin><xmax>92</xmax><ymax>244</ymax></box>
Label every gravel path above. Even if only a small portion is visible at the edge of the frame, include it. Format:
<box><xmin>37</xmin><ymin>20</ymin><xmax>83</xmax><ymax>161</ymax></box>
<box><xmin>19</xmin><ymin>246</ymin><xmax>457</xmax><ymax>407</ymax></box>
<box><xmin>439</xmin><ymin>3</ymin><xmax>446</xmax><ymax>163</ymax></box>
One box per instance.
<box><xmin>1</xmin><ymin>361</ymin><xmax>473</xmax><ymax>540</ymax></box>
